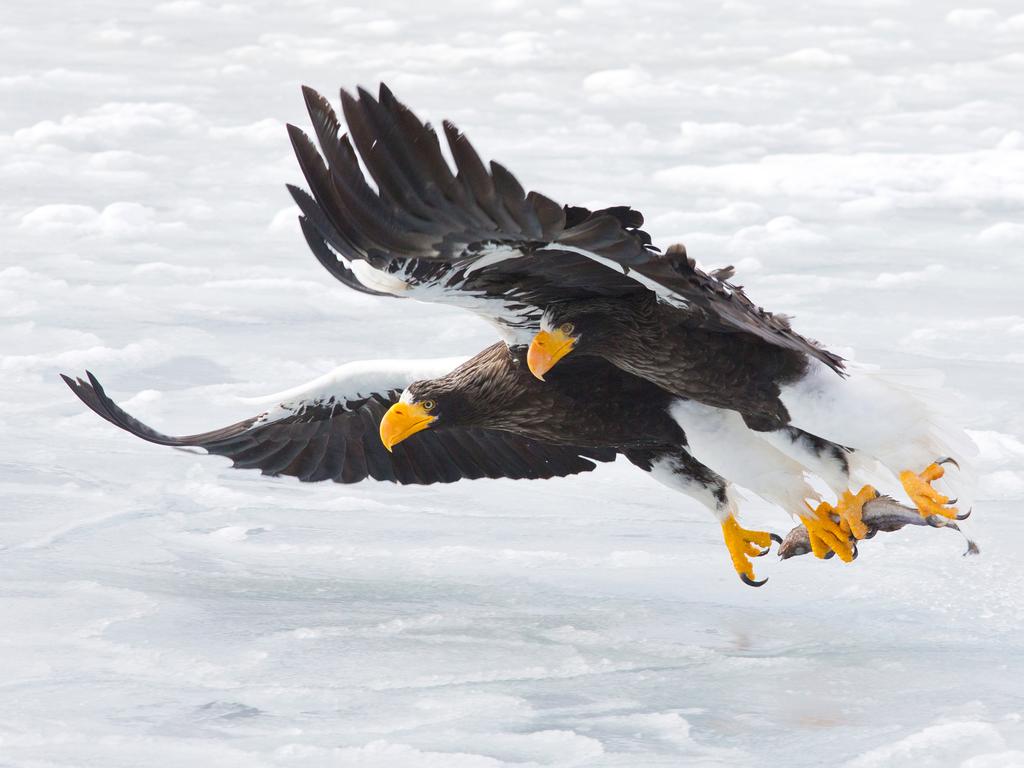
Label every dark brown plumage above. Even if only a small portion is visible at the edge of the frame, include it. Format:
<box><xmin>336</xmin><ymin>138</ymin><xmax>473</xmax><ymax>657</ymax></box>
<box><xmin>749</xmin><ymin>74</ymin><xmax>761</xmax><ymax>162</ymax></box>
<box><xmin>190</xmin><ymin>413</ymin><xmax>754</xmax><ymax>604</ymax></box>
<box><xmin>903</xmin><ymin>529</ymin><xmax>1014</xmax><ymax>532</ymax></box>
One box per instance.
<box><xmin>385</xmin><ymin>344</ymin><xmax>739</xmax><ymax>527</ymax></box>
<box><xmin>404</xmin><ymin>342</ymin><xmax>685</xmax><ymax>453</ymax></box>
<box><xmin>540</xmin><ymin>292</ymin><xmax>811</xmax><ymax>431</ymax></box>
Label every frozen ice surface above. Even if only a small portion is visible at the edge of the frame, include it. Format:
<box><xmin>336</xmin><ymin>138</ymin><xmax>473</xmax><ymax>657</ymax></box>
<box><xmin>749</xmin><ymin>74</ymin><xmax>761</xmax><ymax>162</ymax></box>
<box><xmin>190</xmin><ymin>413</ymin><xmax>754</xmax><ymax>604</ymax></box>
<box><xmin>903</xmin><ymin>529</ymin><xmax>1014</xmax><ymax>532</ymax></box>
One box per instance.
<box><xmin>2</xmin><ymin>0</ymin><xmax>1023</xmax><ymax>765</ymax></box>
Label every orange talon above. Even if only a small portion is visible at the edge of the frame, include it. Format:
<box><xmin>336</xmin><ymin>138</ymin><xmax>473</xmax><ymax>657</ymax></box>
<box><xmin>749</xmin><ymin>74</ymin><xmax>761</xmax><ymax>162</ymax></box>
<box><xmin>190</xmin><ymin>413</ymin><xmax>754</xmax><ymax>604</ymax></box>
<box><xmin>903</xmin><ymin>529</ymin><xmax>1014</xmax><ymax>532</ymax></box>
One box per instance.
<box><xmin>835</xmin><ymin>485</ymin><xmax>878</xmax><ymax>540</ymax></box>
<box><xmin>721</xmin><ymin>515</ymin><xmax>776</xmax><ymax>586</ymax></box>
<box><xmin>901</xmin><ymin>461</ymin><xmax>959</xmax><ymax>520</ymax></box>
<box><xmin>800</xmin><ymin>501</ymin><xmax>857</xmax><ymax>563</ymax></box>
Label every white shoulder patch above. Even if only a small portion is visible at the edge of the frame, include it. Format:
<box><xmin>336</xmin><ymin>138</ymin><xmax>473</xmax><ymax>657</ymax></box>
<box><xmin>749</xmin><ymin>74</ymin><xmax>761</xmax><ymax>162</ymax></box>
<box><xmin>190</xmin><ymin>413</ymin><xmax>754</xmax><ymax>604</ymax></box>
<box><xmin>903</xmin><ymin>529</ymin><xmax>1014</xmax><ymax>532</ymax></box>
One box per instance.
<box><xmin>240</xmin><ymin>356</ymin><xmax>468</xmax><ymax>422</ymax></box>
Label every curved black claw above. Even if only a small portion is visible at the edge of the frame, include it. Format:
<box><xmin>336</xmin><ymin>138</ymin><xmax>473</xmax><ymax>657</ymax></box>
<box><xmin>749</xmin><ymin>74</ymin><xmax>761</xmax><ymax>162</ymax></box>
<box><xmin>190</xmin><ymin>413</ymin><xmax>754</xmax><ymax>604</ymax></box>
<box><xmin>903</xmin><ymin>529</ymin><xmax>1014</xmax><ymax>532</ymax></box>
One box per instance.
<box><xmin>850</xmin><ymin>544</ymin><xmax>859</xmax><ymax>561</ymax></box>
<box><xmin>947</xmin><ymin>497</ymin><xmax>958</xmax><ymax>506</ymax></box>
<box><xmin>864</xmin><ymin>529</ymin><xmax>878</xmax><ymax>540</ymax></box>
<box><xmin>957</xmin><ymin>507</ymin><xmax>972</xmax><ymax>521</ymax></box>
<box><xmin>753</xmin><ymin>533</ymin><xmax>785</xmax><ymax>558</ymax></box>
<box><xmin>740</xmin><ymin>574</ymin><xmax>768</xmax><ymax>588</ymax></box>
<box><xmin>936</xmin><ymin>456</ymin><xmax>961</xmax><ymax>470</ymax></box>
<box><xmin>823</xmin><ymin>550</ymin><xmax>836</xmax><ymax>560</ymax></box>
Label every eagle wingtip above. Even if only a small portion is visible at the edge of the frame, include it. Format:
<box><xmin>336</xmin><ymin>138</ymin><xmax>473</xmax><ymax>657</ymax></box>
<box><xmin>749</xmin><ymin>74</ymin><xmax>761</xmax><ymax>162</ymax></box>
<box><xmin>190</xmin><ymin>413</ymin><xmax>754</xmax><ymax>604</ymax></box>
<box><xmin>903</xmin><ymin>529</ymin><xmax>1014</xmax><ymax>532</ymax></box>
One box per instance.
<box><xmin>354</xmin><ymin>84</ymin><xmax>376</xmax><ymax>104</ymax></box>
<box><xmin>338</xmin><ymin>87</ymin><xmax>359</xmax><ymax>112</ymax></box>
<box><xmin>285</xmin><ymin>122</ymin><xmax>311</xmax><ymax>150</ymax></box>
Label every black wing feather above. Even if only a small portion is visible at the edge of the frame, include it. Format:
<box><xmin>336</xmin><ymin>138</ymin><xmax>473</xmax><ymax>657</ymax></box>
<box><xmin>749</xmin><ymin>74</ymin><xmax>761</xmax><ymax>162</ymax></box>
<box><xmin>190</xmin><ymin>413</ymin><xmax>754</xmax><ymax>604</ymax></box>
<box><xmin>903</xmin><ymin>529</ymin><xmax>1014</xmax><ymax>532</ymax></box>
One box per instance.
<box><xmin>63</xmin><ymin>373</ymin><xmax>614</xmax><ymax>486</ymax></box>
<box><xmin>621</xmin><ymin>245</ymin><xmax>846</xmax><ymax>373</ymax></box>
<box><xmin>290</xmin><ymin>84</ymin><xmax>843</xmax><ymax>371</ymax></box>
<box><xmin>291</xmin><ymin>87</ymin><xmax>643</xmax><ymax>303</ymax></box>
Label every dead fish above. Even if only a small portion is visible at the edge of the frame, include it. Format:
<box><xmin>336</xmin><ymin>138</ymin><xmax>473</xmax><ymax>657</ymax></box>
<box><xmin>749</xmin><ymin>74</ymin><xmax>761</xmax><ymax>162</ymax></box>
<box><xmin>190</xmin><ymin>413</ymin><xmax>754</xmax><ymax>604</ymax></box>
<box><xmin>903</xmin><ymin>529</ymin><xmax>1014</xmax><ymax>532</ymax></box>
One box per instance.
<box><xmin>778</xmin><ymin>494</ymin><xmax>979</xmax><ymax>560</ymax></box>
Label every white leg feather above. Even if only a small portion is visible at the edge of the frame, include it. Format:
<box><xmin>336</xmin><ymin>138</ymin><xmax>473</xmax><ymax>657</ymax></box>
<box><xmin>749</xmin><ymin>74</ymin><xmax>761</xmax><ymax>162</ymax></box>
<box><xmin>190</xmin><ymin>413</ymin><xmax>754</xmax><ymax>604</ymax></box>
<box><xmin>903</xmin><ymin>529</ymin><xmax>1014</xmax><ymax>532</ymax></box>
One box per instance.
<box><xmin>648</xmin><ymin>453</ymin><xmax>736</xmax><ymax>522</ymax></box>
<box><xmin>669</xmin><ymin>399</ymin><xmax>820</xmax><ymax>516</ymax></box>
<box><xmin>779</xmin><ymin>360</ymin><xmax>978</xmax><ymax>509</ymax></box>
<box><xmin>756</xmin><ymin>429</ymin><xmax>851</xmax><ymax>496</ymax></box>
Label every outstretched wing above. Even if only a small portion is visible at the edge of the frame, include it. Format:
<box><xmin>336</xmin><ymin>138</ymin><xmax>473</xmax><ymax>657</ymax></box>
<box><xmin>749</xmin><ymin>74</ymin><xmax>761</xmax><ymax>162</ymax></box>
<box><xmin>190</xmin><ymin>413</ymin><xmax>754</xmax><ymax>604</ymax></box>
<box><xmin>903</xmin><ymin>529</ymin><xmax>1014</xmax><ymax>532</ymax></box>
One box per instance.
<box><xmin>61</xmin><ymin>362</ymin><xmax>615</xmax><ymax>485</ymax></box>
<box><xmin>288</xmin><ymin>84</ymin><xmax>655</xmax><ymax>343</ymax></box>
<box><xmin>289</xmin><ymin>84</ymin><xmax>842</xmax><ymax>371</ymax></box>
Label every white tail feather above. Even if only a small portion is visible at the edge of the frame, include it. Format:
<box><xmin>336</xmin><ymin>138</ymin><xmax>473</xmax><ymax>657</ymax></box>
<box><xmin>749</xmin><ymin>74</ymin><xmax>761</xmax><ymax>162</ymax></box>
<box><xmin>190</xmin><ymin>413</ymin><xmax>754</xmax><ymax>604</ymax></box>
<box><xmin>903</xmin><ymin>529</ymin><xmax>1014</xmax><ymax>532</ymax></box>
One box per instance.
<box><xmin>780</xmin><ymin>360</ymin><xmax>977</xmax><ymax>507</ymax></box>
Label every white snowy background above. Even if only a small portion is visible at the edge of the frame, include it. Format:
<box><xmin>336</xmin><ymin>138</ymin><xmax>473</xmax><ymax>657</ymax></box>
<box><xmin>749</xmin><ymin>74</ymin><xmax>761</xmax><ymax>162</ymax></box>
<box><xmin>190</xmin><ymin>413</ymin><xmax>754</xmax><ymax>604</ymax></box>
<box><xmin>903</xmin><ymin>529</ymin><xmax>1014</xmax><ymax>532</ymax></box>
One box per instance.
<box><xmin>2</xmin><ymin>0</ymin><xmax>1024</xmax><ymax>765</ymax></box>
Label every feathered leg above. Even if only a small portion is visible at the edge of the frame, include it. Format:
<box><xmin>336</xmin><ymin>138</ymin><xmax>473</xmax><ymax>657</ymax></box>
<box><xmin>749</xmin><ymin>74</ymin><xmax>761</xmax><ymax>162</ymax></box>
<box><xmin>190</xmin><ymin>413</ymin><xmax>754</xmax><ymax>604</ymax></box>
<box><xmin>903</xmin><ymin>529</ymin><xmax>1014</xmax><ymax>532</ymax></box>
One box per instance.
<box><xmin>777</xmin><ymin>361</ymin><xmax>975</xmax><ymax>535</ymax></box>
<box><xmin>668</xmin><ymin>400</ymin><xmax>864</xmax><ymax>566</ymax></box>
<box><xmin>630</xmin><ymin>447</ymin><xmax>781</xmax><ymax>587</ymax></box>
<box><xmin>756</xmin><ymin>426</ymin><xmax>869</xmax><ymax>558</ymax></box>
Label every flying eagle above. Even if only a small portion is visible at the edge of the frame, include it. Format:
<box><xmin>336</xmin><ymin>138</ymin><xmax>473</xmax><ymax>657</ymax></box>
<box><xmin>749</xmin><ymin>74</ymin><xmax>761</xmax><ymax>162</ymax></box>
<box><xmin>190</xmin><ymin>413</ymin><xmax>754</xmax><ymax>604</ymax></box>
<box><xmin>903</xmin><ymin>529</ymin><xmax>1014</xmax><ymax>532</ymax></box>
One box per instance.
<box><xmin>62</xmin><ymin>83</ymin><xmax>972</xmax><ymax>586</ymax></box>
<box><xmin>64</xmin><ymin>342</ymin><xmax>788</xmax><ymax>584</ymax></box>
<box><xmin>286</xmin><ymin>84</ymin><xmax>972</xmax><ymax>567</ymax></box>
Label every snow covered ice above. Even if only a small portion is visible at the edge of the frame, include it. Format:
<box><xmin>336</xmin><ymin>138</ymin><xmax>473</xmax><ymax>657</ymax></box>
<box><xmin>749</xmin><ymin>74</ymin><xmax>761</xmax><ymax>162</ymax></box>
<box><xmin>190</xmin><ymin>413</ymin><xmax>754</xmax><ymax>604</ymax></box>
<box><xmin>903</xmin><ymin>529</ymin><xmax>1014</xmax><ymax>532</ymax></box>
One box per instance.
<box><xmin>3</xmin><ymin>0</ymin><xmax>1024</xmax><ymax>765</ymax></box>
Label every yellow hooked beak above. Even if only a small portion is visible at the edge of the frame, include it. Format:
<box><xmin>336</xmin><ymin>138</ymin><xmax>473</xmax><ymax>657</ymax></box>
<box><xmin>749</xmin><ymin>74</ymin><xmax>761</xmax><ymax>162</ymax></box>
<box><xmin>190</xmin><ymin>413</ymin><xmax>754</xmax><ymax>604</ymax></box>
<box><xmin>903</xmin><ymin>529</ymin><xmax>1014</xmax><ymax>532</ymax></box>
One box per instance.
<box><xmin>527</xmin><ymin>328</ymin><xmax>576</xmax><ymax>380</ymax></box>
<box><xmin>379</xmin><ymin>401</ymin><xmax>437</xmax><ymax>452</ymax></box>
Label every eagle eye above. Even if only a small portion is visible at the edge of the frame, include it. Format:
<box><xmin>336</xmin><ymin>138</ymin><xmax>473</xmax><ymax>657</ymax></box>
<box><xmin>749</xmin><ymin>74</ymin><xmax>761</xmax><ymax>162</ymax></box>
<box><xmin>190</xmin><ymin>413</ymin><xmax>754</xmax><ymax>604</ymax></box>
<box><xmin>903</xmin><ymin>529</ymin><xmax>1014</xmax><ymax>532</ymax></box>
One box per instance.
<box><xmin>559</xmin><ymin>323</ymin><xmax>575</xmax><ymax>335</ymax></box>
<box><xmin>421</xmin><ymin>399</ymin><xmax>436</xmax><ymax>411</ymax></box>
